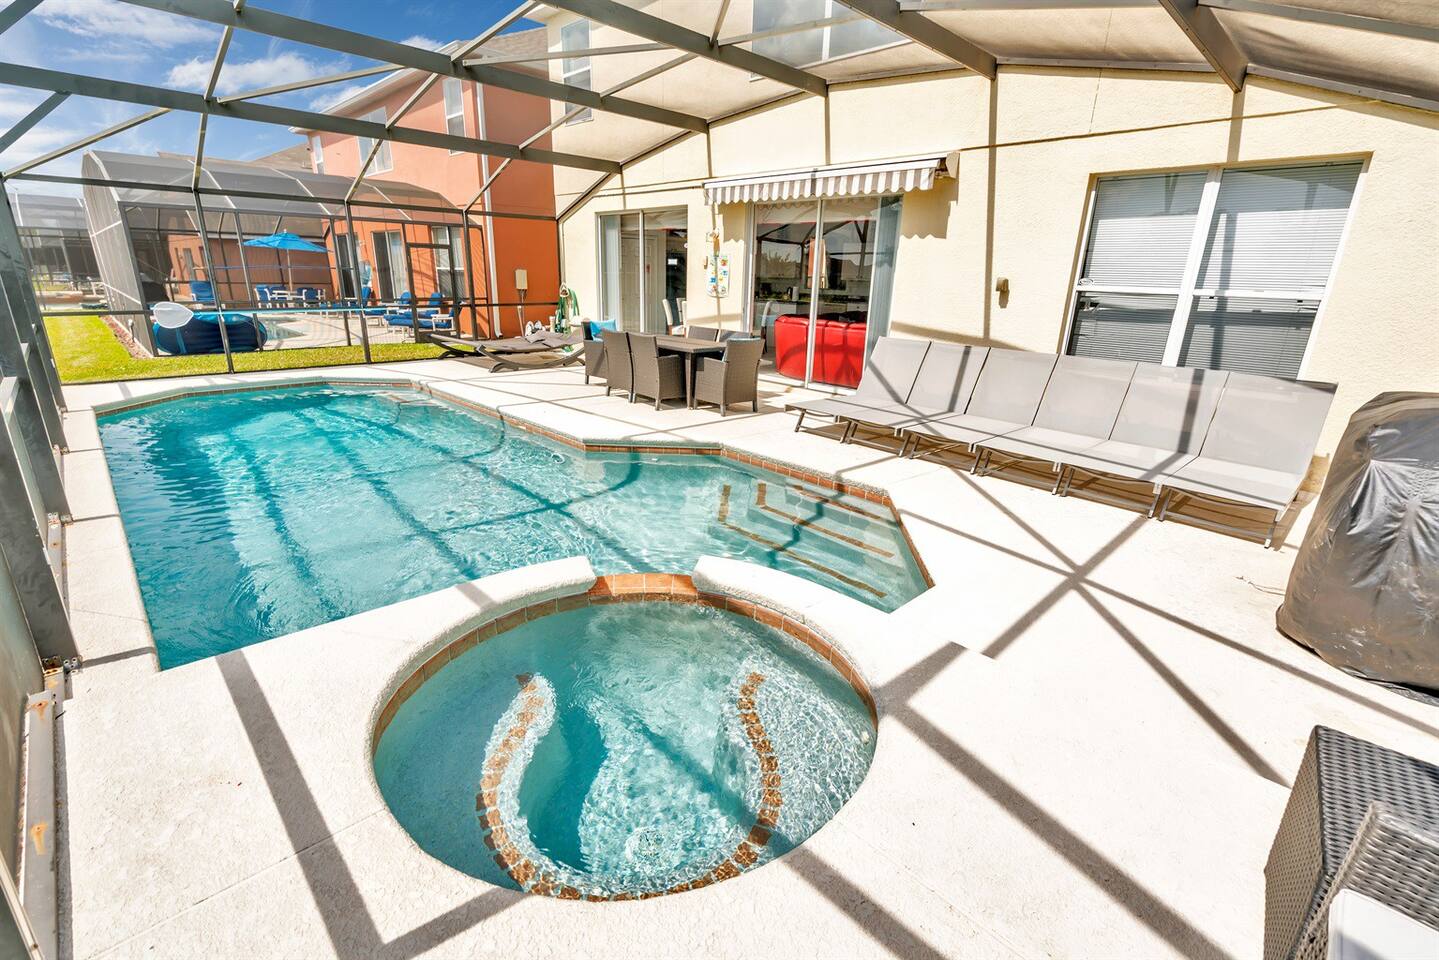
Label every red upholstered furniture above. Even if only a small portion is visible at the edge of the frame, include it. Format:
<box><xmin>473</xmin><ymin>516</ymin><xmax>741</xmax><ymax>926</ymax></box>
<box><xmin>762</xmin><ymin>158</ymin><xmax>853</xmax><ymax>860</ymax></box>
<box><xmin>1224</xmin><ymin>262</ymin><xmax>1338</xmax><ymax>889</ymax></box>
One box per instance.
<box><xmin>774</xmin><ymin>314</ymin><xmax>810</xmax><ymax>380</ymax></box>
<box><xmin>772</xmin><ymin>314</ymin><xmax>867</xmax><ymax>387</ymax></box>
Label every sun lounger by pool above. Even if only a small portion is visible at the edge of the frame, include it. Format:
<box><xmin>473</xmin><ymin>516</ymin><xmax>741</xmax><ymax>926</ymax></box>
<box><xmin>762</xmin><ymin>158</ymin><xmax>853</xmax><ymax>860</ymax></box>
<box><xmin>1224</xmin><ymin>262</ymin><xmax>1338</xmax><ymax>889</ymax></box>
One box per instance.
<box><xmin>971</xmin><ymin>355</ymin><xmax>1139</xmax><ymax>487</ymax></box>
<box><xmin>900</xmin><ymin>349</ymin><xmax>1059</xmax><ymax>460</ymax></box>
<box><xmin>1051</xmin><ymin>365</ymin><xmax>1229</xmax><ymax>511</ymax></box>
<box><xmin>431</xmin><ymin>333</ymin><xmax>584</xmax><ymax>372</ymax></box>
<box><xmin>786</xmin><ymin>336</ymin><xmax>930</xmax><ymax>432</ymax></box>
<box><xmin>1155</xmin><ymin>373</ymin><xmax>1337</xmax><ymax>545</ymax></box>
<box><xmin>836</xmin><ymin>343</ymin><xmax>990</xmax><ymax>446</ymax></box>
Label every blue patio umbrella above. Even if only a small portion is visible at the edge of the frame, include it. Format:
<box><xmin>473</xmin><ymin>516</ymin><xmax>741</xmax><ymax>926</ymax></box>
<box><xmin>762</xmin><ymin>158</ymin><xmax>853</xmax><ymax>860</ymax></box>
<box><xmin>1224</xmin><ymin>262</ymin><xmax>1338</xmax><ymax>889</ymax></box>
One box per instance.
<box><xmin>242</xmin><ymin>232</ymin><xmax>327</xmax><ymax>252</ymax></box>
<box><xmin>243</xmin><ymin>233</ymin><xmax>328</xmax><ymax>300</ymax></box>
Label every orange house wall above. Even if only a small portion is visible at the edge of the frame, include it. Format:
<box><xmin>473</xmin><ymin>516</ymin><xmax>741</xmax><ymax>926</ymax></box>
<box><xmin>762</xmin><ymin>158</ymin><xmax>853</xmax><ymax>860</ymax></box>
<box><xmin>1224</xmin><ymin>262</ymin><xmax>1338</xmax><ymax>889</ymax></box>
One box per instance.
<box><xmin>303</xmin><ymin>72</ymin><xmax>559</xmax><ymax>337</ymax></box>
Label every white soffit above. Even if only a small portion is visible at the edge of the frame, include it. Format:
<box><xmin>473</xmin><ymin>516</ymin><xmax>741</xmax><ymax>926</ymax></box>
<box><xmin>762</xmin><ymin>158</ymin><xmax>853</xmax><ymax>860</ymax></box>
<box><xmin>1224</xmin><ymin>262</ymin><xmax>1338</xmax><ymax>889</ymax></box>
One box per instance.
<box><xmin>703</xmin><ymin>154</ymin><xmax>955</xmax><ymax>204</ymax></box>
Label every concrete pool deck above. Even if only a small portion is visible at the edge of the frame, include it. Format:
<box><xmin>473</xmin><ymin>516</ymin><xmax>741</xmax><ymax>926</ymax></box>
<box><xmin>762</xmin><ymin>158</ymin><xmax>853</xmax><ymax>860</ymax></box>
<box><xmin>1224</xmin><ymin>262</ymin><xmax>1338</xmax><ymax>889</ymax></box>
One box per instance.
<box><xmin>55</xmin><ymin>358</ymin><xmax>1439</xmax><ymax>959</ymax></box>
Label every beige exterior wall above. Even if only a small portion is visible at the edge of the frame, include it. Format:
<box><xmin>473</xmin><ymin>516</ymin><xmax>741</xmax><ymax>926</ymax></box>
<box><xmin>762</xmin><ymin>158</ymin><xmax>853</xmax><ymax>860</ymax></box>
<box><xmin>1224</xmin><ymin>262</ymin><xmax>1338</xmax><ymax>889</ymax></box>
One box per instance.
<box><xmin>549</xmin><ymin>43</ymin><xmax>1439</xmax><ymax>455</ymax></box>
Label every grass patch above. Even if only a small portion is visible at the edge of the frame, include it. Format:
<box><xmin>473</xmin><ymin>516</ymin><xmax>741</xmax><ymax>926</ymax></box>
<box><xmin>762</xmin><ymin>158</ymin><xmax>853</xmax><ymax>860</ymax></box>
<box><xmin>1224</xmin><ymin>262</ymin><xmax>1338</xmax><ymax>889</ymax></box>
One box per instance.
<box><xmin>45</xmin><ymin>314</ymin><xmax>446</xmax><ymax>384</ymax></box>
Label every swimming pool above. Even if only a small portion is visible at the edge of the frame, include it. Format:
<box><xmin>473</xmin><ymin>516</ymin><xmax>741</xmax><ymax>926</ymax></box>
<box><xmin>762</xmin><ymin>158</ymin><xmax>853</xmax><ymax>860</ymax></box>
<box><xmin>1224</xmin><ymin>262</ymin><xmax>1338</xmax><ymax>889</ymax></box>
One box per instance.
<box><xmin>374</xmin><ymin>600</ymin><xmax>875</xmax><ymax>898</ymax></box>
<box><xmin>99</xmin><ymin>384</ymin><xmax>927</xmax><ymax>668</ymax></box>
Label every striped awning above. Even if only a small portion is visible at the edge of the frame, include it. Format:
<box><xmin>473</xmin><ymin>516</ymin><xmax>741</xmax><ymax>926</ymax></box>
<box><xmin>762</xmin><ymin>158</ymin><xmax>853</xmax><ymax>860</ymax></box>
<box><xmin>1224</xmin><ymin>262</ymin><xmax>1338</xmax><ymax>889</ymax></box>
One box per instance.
<box><xmin>703</xmin><ymin>154</ymin><xmax>954</xmax><ymax>206</ymax></box>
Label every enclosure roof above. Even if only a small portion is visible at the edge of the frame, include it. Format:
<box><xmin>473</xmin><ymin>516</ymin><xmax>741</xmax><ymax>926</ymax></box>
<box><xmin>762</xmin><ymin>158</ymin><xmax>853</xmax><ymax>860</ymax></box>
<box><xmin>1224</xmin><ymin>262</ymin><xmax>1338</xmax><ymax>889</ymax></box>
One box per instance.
<box><xmin>2</xmin><ymin>0</ymin><xmax>1434</xmax><ymax>203</ymax></box>
<box><xmin>82</xmin><ymin>151</ymin><xmax>460</xmax><ymax>222</ymax></box>
<box><xmin>7</xmin><ymin>192</ymin><xmax>88</xmax><ymax>231</ymax></box>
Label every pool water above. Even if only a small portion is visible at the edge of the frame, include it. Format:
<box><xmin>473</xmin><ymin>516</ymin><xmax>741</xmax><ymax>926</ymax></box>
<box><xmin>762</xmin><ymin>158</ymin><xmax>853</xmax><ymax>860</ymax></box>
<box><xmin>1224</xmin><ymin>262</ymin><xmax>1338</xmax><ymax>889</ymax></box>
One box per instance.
<box><xmin>99</xmin><ymin>385</ymin><xmax>927</xmax><ymax>668</ymax></box>
<box><xmin>374</xmin><ymin>602</ymin><xmax>875</xmax><ymax>897</ymax></box>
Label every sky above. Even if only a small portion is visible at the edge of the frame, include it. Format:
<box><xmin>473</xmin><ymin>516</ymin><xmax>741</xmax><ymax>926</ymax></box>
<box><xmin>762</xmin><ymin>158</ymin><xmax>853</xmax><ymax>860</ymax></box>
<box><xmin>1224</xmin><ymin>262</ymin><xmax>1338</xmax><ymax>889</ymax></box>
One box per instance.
<box><xmin>0</xmin><ymin>0</ymin><xmax>539</xmax><ymax>195</ymax></box>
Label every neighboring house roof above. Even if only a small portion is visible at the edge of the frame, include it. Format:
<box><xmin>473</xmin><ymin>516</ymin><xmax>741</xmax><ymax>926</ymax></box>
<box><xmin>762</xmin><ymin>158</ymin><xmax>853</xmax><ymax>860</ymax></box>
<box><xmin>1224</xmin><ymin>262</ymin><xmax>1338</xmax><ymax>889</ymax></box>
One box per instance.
<box><xmin>250</xmin><ymin>143</ymin><xmax>313</xmax><ymax>171</ymax></box>
<box><xmin>301</xmin><ymin>26</ymin><xmax>549</xmax><ymax>125</ymax></box>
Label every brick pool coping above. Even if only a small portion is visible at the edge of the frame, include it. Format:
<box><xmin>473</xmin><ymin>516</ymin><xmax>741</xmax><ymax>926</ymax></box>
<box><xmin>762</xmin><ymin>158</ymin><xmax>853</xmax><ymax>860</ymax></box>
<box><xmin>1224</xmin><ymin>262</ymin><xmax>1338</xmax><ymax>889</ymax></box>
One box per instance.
<box><xmin>373</xmin><ymin>573</ymin><xmax>878</xmax><ymax>753</ymax></box>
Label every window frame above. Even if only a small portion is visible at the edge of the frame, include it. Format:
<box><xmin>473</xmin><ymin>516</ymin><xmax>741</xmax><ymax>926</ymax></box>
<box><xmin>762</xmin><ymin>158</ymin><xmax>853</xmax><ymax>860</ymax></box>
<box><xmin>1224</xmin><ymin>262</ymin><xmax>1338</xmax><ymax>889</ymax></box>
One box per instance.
<box><xmin>357</xmin><ymin>107</ymin><xmax>394</xmax><ymax>174</ymax></box>
<box><xmin>595</xmin><ymin>206</ymin><xmax>688</xmax><ymax>334</ymax></box>
<box><xmin>1060</xmin><ymin>156</ymin><xmax>1368</xmax><ymax>380</ymax></box>
<box><xmin>559</xmin><ymin>19</ymin><xmax>592</xmax><ymax>125</ymax></box>
<box><xmin>442</xmin><ymin>78</ymin><xmax>466</xmax><ymax>151</ymax></box>
<box><xmin>310</xmin><ymin>135</ymin><xmax>324</xmax><ymax>175</ymax></box>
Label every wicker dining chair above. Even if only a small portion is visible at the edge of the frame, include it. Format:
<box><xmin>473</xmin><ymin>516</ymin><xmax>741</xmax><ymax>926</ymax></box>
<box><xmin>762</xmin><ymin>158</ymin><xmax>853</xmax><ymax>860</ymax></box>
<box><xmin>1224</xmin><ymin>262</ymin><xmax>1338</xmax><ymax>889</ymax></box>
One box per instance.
<box><xmin>694</xmin><ymin>336</ymin><xmax>763</xmax><ymax>416</ymax></box>
<box><xmin>600</xmin><ymin>328</ymin><xmax>633</xmax><ymax>399</ymax></box>
<box><xmin>628</xmin><ymin>333</ymin><xmax>685</xmax><ymax>409</ymax></box>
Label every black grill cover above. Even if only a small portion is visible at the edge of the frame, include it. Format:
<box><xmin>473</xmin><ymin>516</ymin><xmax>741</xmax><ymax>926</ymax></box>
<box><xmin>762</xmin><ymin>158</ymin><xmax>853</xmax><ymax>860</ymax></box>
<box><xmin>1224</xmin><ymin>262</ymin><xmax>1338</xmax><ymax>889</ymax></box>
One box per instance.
<box><xmin>1277</xmin><ymin>392</ymin><xmax>1439</xmax><ymax>692</ymax></box>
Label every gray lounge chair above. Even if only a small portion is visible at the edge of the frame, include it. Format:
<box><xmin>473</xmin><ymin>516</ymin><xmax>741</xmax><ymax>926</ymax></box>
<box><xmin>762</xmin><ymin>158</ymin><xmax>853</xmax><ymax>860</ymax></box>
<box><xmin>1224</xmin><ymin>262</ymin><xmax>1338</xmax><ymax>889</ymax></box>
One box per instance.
<box><xmin>629</xmin><ymin>332</ymin><xmax>685</xmax><ymax>409</ymax></box>
<box><xmin>1053</xmin><ymin>365</ymin><xmax>1229</xmax><ymax>511</ymax></box>
<box><xmin>786</xmin><ymin>336</ymin><xmax>930</xmax><ymax>432</ymax></box>
<box><xmin>900</xmin><ymin>349</ymin><xmax>1059</xmax><ymax>461</ymax></box>
<box><xmin>837</xmin><ymin>343</ymin><xmax>991</xmax><ymax>446</ymax></box>
<box><xmin>600</xmin><ymin>328</ymin><xmax>633</xmax><ymax>399</ymax></box>
<box><xmin>430</xmin><ymin>333</ymin><xmax>583</xmax><ymax>372</ymax></box>
<box><xmin>686</xmin><ymin>325</ymin><xmax>721</xmax><ymax>341</ymax></box>
<box><xmin>694</xmin><ymin>336</ymin><xmax>763</xmax><ymax>415</ymax></box>
<box><xmin>1157</xmin><ymin>372</ymin><xmax>1337</xmax><ymax>546</ymax></box>
<box><xmin>973</xmin><ymin>355</ymin><xmax>1139</xmax><ymax>488</ymax></box>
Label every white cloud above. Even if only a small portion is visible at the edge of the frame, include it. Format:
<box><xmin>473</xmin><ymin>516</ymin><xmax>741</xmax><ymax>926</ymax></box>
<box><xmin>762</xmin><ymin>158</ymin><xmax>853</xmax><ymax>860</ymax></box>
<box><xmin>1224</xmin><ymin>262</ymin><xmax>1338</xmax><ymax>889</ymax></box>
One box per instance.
<box><xmin>37</xmin><ymin>0</ymin><xmax>218</xmax><ymax>48</ymax></box>
<box><xmin>0</xmin><ymin>93</ymin><xmax>45</xmax><ymax>124</ymax></box>
<box><xmin>400</xmin><ymin>35</ymin><xmax>444</xmax><ymax>50</ymax></box>
<box><xmin>308</xmin><ymin>83</ymin><xmax>370</xmax><ymax>112</ymax></box>
<box><xmin>165</xmin><ymin>52</ymin><xmax>342</xmax><ymax>96</ymax></box>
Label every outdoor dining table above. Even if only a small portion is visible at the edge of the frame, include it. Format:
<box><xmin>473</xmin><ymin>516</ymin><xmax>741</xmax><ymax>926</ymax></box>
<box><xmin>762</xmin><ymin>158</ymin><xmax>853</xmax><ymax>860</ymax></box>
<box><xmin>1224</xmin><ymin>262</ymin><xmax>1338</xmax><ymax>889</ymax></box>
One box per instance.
<box><xmin>653</xmin><ymin>334</ymin><xmax>727</xmax><ymax>409</ymax></box>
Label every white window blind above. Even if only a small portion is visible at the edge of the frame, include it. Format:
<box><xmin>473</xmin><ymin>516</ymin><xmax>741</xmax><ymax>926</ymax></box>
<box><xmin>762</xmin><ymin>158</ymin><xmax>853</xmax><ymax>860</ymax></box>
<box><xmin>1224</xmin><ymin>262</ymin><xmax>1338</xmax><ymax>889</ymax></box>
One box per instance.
<box><xmin>442</xmin><ymin>78</ymin><xmax>465</xmax><ymax>147</ymax></box>
<box><xmin>1069</xmin><ymin>160</ymin><xmax>1361</xmax><ymax>379</ymax></box>
<box><xmin>310</xmin><ymin>135</ymin><xmax>323</xmax><ymax>175</ymax></box>
<box><xmin>1080</xmin><ymin>172</ymin><xmax>1205</xmax><ymax>289</ymax></box>
<box><xmin>1195</xmin><ymin>163</ymin><xmax>1361</xmax><ymax>295</ymax></box>
<box><xmin>358</xmin><ymin>108</ymin><xmax>393</xmax><ymax>173</ymax></box>
<box><xmin>560</xmin><ymin>20</ymin><xmax>591</xmax><ymax>124</ymax></box>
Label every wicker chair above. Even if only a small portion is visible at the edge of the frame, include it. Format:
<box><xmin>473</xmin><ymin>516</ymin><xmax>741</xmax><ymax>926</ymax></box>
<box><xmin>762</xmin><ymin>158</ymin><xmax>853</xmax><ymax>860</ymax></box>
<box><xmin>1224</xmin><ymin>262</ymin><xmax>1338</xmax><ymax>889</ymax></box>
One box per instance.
<box><xmin>628</xmin><ymin>333</ymin><xmax>684</xmax><ymax>409</ymax></box>
<box><xmin>1265</xmin><ymin>725</ymin><xmax>1439</xmax><ymax>960</ymax></box>
<box><xmin>582</xmin><ymin>320</ymin><xmax>607</xmax><ymax>385</ymax></box>
<box><xmin>1293</xmin><ymin>803</ymin><xmax>1439</xmax><ymax>960</ymax></box>
<box><xmin>686</xmin><ymin>325</ymin><xmax>721</xmax><ymax>341</ymax></box>
<box><xmin>694</xmin><ymin>336</ymin><xmax>763</xmax><ymax>416</ymax></box>
<box><xmin>600</xmin><ymin>328</ymin><xmax>633</xmax><ymax>399</ymax></box>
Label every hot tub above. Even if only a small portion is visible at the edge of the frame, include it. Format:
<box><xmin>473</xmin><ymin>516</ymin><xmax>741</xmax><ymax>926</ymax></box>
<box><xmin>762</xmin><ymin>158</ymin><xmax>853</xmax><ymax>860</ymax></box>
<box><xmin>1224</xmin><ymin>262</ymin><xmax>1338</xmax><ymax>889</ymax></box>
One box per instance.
<box><xmin>373</xmin><ymin>588</ymin><xmax>875</xmax><ymax>900</ymax></box>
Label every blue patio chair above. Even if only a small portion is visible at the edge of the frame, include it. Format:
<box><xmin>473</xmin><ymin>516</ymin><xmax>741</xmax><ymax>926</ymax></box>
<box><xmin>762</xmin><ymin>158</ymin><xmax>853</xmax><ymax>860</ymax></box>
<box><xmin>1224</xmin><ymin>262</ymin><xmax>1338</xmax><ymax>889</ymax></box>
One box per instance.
<box><xmin>189</xmin><ymin>279</ymin><xmax>215</xmax><ymax>304</ymax></box>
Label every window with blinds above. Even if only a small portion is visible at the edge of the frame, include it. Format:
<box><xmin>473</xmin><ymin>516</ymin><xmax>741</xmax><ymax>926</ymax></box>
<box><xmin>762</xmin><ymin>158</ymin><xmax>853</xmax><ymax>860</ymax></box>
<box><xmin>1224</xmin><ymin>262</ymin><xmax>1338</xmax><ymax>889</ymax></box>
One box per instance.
<box><xmin>442</xmin><ymin>78</ymin><xmax>465</xmax><ymax>151</ymax></box>
<box><xmin>560</xmin><ymin>20</ymin><xmax>592</xmax><ymax>125</ymax></box>
<box><xmin>1068</xmin><ymin>161</ymin><xmax>1361</xmax><ymax>379</ymax></box>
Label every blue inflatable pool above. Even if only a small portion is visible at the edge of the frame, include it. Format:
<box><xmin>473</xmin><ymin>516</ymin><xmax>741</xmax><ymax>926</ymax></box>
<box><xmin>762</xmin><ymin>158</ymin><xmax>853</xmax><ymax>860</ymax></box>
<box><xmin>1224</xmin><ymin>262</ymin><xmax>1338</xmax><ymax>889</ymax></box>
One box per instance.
<box><xmin>153</xmin><ymin>312</ymin><xmax>268</xmax><ymax>355</ymax></box>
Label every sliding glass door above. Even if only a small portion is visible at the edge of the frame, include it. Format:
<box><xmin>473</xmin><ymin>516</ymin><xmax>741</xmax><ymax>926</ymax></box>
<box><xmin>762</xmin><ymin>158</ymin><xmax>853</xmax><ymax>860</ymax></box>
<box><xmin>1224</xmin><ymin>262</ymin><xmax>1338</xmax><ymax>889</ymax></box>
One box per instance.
<box><xmin>599</xmin><ymin>208</ymin><xmax>686</xmax><ymax>334</ymax></box>
<box><xmin>751</xmin><ymin>194</ymin><xmax>903</xmax><ymax>388</ymax></box>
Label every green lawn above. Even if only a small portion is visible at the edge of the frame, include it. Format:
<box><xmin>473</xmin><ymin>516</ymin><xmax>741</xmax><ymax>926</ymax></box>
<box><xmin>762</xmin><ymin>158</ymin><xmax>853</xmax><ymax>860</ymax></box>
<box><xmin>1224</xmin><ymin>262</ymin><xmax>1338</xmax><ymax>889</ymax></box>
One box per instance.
<box><xmin>45</xmin><ymin>314</ymin><xmax>446</xmax><ymax>384</ymax></box>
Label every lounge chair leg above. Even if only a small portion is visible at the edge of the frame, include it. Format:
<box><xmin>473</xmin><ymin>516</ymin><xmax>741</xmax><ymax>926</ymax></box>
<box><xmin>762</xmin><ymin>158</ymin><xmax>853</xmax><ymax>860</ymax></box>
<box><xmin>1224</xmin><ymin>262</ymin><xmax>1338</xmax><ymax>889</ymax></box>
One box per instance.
<box><xmin>841</xmin><ymin>420</ymin><xmax>858</xmax><ymax>443</ymax></box>
<box><xmin>1050</xmin><ymin>465</ymin><xmax>1066</xmax><ymax>494</ymax></box>
<box><xmin>752</xmin><ymin>400</ymin><xmax>758</xmax><ymax>412</ymax></box>
<box><xmin>1156</xmin><ymin>489</ymin><xmax>1171</xmax><ymax>522</ymax></box>
<box><xmin>1146</xmin><ymin>487</ymin><xmax>1161</xmax><ymax>517</ymax></box>
<box><xmin>1265</xmin><ymin>516</ymin><xmax>1278</xmax><ymax>549</ymax></box>
<box><xmin>794</xmin><ymin>411</ymin><xmax>806</xmax><ymax>432</ymax></box>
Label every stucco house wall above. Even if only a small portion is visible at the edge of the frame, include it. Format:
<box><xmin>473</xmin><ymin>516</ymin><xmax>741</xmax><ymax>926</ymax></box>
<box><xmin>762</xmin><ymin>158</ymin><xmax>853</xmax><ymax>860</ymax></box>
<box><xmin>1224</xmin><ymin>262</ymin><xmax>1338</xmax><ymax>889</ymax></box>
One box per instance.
<box><xmin>544</xmin><ymin>19</ymin><xmax>1439</xmax><ymax>455</ymax></box>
